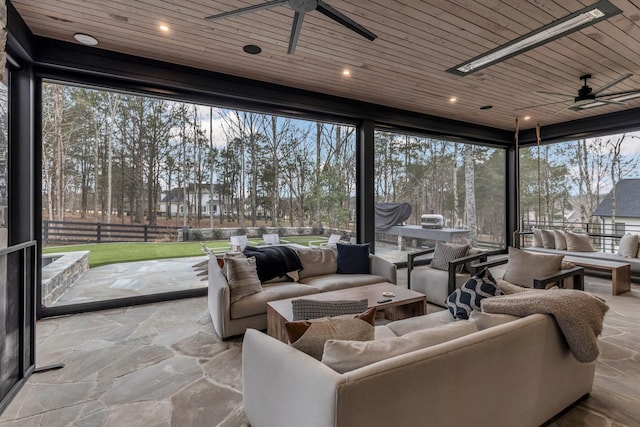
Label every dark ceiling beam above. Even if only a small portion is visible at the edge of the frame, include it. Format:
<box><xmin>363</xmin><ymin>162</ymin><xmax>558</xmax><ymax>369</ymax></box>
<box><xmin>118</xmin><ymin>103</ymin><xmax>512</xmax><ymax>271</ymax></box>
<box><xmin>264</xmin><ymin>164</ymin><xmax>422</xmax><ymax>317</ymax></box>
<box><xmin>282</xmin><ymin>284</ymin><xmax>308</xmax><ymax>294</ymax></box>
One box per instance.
<box><xmin>31</xmin><ymin>36</ymin><xmax>513</xmax><ymax>147</ymax></box>
<box><xmin>518</xmin><ymin>107</ymin><xmax>640</xmax><ymax>146</ymax></box>
<box><xmin>5</xmin><ymin>2</ymin><xmax>34</xmax><ymax>64</ymax></box>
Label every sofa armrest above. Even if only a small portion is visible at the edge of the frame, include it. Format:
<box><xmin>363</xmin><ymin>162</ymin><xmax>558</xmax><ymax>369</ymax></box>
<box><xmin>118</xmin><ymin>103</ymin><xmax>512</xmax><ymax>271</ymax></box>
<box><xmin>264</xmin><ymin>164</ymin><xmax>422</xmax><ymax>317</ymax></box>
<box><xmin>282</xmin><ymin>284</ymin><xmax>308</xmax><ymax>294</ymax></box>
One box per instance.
<box><xmin>243</xmin><ymin>329</ymin><xmax>344</xmax><ymax>427</ymax></box>
<box><xmin>370</xmin><ymin>254</ymin><xmax>397</xmax><ymax>284</ymax></box>
<box><xmin>445</xmin><ymin>251</ymin><xmax>492</xmax><ymax>294</ymax></box>
<box><xmin>469</xmin><ymin>256</ymin><xmax>508</xmax><ymax>275</ymax></box>
<box><xmin>207</xmin><ymin>256</ymin><xmax>232</xmax><ymax>339</ymax></box>
<box><xmin>533</xmin><ymin>266</ymin><xmax>584</xmax><ymax>290</ymax></box>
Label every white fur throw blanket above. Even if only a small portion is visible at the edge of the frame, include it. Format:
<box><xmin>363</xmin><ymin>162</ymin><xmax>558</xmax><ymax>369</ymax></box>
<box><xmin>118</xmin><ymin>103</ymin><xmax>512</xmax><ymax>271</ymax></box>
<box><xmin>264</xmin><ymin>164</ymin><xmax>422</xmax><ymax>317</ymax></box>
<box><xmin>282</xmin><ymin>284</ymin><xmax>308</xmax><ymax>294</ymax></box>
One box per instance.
<box><xmin>481</xmin><ymin>289</ymin><xmax>609</xmax><ymax>363</ymax></box>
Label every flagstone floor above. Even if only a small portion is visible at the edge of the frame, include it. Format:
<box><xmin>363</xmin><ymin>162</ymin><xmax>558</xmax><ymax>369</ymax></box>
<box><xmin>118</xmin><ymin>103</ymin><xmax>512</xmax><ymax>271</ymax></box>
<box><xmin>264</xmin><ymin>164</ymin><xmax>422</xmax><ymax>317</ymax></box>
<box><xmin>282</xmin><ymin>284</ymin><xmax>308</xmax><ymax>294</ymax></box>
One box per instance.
<box><xmin>0</xmin><ymin>271</ymin><xmax>638</xmax><ymax>426</ymax></box>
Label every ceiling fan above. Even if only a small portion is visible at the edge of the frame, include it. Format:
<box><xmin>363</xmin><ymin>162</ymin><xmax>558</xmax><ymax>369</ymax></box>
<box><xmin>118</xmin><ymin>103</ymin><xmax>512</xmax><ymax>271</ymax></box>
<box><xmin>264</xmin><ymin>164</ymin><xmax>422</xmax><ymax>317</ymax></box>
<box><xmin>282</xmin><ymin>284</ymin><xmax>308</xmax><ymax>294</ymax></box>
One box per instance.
<box><xmin>521</xmin><ymin>74</ymin><xmax>640</xmax><ymax>111</ymax></box>
<box><xmin>204</xmin><ymin>0</ymin><xmax>377</xmax><ymax>54</ymax></box>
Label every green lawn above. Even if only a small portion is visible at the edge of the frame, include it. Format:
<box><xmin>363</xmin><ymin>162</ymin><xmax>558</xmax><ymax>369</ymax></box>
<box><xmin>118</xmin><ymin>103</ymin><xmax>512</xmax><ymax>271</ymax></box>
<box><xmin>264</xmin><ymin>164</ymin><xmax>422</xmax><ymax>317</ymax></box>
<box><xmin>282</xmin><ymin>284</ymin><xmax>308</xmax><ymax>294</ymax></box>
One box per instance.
<box><xmin>43</xmin><ymin>235</ymin><xmax>328</xmax><ymax>268</ymax></box>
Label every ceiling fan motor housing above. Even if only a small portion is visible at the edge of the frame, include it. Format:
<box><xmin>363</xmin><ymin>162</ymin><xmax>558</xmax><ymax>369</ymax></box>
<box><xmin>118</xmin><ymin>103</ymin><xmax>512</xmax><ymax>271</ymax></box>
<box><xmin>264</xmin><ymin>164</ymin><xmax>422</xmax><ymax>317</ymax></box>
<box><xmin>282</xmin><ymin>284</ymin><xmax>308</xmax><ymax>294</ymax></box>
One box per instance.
<box><xmin>576</xmin><ymin>74</ymin><xmax>595</xmax><ymax>101</ymax></box>
<box><xmin>289</xmin><ymin>0</ymin><xmax>318</xmax><ymax>12</ymax></box>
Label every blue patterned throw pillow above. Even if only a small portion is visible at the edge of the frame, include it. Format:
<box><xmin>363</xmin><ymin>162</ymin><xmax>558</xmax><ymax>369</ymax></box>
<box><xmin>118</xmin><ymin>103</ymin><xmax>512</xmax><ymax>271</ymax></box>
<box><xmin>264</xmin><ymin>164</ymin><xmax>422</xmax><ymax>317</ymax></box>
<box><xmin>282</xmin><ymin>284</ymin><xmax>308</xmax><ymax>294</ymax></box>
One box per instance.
<box><xmin>446</xmin><ymin>268</ymin><xmax>502</xmax><ymax>320</ymax></box>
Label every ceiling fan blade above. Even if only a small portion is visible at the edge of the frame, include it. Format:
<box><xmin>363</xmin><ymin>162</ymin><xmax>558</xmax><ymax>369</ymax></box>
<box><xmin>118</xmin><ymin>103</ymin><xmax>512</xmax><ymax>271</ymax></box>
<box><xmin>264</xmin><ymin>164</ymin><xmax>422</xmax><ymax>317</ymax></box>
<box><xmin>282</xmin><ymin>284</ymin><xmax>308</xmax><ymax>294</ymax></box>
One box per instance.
<box><xmin>593</xmin><ymin>73</ymin><xmax>633</xmax><ymax>95</ymax></box>
<box><xmin>288</xmin><ymin>11</ymin><xmax>306</xmax><ymax>54</ymax></box>
<box><xmin>596</xmin><ymin>99</ymin><xmax>627</xmax><ymax>105</ymax></box>
<box><xmin>205</xmin><ymin>0</ymin><xmax>287</xmax><ymax>22</ymax></box>
<box><xmin>316</xmin><ymin>0</ymin><xmax>377</xmax><ymax>41</ymax></box>
<box><xmin>536</xmin><ymin>91</ymin><xmax>575</xmax><ymax>98</ymax></box>
<box><xmin>597</xmin><ymin>89</ymin><xmax>640</xmax><ymax>97</ymax></box>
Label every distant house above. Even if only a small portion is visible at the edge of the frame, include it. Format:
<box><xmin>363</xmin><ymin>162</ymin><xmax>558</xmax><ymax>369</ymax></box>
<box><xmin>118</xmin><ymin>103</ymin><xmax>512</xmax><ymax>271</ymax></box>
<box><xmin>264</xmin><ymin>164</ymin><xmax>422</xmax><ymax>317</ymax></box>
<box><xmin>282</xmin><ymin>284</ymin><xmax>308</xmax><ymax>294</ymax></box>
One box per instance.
<box><xmin>158</xmin><ymin>186</ymin><xmax>221</xmax><ymax>218</ymax></box>
<box><xmin>592</xmin><ymin>179</ymin><xmax>640</xmax><ymax>234</ymax></box>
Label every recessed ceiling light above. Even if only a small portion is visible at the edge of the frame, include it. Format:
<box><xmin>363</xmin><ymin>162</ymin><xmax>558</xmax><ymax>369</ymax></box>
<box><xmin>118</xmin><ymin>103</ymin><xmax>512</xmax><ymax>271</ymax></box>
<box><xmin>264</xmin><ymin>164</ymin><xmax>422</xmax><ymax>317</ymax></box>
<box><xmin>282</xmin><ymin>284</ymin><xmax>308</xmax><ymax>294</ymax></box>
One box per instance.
<box><xmin>449</xmin><ymin>97</ymin><xmax>457</xmax><ymax>103</ymax></box>
<box><xmin>159</xmin><ymin>24</ymin><xmax>170</xmax><ymax>32</ymax></box>
<box><xmin>524</xmin><ymin>115</ymin><xmax>531</xmax><ymax>121</ymax></box>
<box><xmin>342</xmin><ymin>69</ymin><xmax>351</xmax><ymax>77</ymax></box>
<box><xmin>448</xmin><ymin>0</ymin><xmax>621</xmax><ymax>75</ymax></box>
<box><xmin>479</xmin><ymin>105</ymin><xmax>493</xmax><ymax>110</ymax></box>
<box><xmin>243</xmin><ymin>44</ymin><xmax>262</xmax><ymax>54</ymax></box>
<box><xmin>73</xmin><ymin>33</ymin><xmax>98</xmax><ymax>46</ymax></box>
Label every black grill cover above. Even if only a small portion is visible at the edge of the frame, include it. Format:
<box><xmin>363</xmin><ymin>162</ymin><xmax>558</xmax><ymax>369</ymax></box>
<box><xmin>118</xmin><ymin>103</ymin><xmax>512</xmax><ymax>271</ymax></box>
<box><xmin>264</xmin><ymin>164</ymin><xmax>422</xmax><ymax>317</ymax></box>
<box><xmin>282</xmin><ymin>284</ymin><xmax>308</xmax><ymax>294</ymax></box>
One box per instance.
<box><xmin>375</xmin><ymin>203</ymin><xmax>412</xmax><ymax>231</ymax></box>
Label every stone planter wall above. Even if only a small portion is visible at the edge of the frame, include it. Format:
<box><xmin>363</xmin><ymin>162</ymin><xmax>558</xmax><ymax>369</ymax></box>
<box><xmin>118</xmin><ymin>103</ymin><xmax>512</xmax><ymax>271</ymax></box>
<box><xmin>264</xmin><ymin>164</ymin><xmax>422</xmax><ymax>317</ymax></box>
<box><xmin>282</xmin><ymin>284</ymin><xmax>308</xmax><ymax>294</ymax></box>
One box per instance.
<box><xmin>41</xmin><ymin>251</ymin><xmax>89</xmax><ymax>306</ymax></box>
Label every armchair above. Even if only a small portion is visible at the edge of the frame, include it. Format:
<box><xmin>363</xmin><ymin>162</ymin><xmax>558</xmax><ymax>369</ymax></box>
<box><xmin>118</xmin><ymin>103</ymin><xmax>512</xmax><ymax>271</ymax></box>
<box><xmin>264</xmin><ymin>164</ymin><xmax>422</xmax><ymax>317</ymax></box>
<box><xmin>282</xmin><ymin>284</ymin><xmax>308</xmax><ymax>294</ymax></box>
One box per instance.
<box><xmin>470</xmin><ymin>248</ymin><xmax>584</xmax><ymax>291</ymax></box>
<box><xmin>407</xmin><ymin>247</ymin><xmax>493</xmax><ymax>307</ymax></box>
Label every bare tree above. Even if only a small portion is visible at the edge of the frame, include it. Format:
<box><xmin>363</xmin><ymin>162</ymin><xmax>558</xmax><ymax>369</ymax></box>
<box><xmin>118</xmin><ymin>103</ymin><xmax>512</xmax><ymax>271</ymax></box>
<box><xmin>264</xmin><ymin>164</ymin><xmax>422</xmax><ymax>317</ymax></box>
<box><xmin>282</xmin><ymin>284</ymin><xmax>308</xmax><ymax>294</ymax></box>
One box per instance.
<box><xmin>463</xmin><ymin>144</ymin><xmax>477</xmax><ymax>246</ymax></box>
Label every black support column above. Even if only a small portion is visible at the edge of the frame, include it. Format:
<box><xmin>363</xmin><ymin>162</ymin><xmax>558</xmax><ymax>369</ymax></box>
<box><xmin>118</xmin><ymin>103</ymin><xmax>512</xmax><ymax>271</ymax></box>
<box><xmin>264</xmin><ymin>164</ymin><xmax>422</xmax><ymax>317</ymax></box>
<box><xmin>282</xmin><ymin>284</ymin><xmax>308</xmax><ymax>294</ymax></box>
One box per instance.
<box><xmin>357</xmin><ymin>120</ymin><xmax>375</xmax><ymax>250</ymax></box>
<box><xmin>505</xmin><ymin>144</ymin><xmax>519</xmax><ymax>248</ymax></box>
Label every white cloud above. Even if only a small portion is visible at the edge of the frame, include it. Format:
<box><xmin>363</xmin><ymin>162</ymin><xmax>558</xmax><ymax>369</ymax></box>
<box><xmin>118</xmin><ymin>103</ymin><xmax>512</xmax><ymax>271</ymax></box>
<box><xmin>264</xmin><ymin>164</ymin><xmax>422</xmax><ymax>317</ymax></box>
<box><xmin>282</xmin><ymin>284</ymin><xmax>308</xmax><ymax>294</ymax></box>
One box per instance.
<box><xmin>195</xmin><ymin>105</ymin><xmax>229</xmax><ymax>148</ymax></box>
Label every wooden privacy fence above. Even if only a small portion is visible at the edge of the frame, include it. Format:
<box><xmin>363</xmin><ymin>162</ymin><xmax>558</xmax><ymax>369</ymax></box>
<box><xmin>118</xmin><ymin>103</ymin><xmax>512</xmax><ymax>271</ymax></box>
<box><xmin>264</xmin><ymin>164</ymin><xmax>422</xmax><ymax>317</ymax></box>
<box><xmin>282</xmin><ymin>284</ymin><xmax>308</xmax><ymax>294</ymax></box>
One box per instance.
<box><xmin>43</xmin><ymin>220</ymin><xmax>178</xmax><ymax>245</ymax></box>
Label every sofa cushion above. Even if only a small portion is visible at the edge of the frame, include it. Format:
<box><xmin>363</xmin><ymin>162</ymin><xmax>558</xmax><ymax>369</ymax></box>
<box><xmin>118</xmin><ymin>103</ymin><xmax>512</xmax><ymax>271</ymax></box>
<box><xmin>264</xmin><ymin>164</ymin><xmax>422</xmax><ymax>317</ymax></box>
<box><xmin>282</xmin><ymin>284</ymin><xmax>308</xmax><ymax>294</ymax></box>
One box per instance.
<box><xmin>296</xmin><ymin>247</ymin><xmax>338</xmax><ymax>279</ymax></box>
<box><xmin>336</xmin><ymin>243</ymin><xmax>370</xmax><ymax>274</ymax></box>
<box><xmin>565</xmin><ymin>231</ymin><xmax>594</xmax><ymax>252</ymax></box>
<box><xmin>374</xmin><ymin>325</ymin><xmax>398</xmax><ymax>340</ymax></box>
<box><xmin>298</xmin><ymin>273</ymin><xmax>387</xmax><ymax>291</ymax></box>
<box><xmin>409</xmin><ymin>267</ymin><xmax>470</xmax><ymax>307</ymax></box>
<box><xmin>291</xmin><ymin>298</ymin><xmax>368</xmax><ymax>321</ymax></box>
<box><xmin>321</xmin><ymin>320</ymin><xmax>477</xmax><ymax>373</ymax></box>
<box><xmin>446</xmin><ymin>268</ymin><xmax>502</xmax><ymax>320</ymax></box>
<box><xmin>386</xmin><ymin>309</ymin><xmax>454</xmax><ymax>336</ymax></box>
<box><xmin>553</xmin><ymin>230</ymin><xmax>567</xmax><ymax>250</ymax></box>
<box><xmin>224</xmin><ymin>257</ymin><xmax>264</xmax><ymax>304</ymax></box>
<box><xmin>242</xmin><ymin>245</ymin><xmax>303</xmax><ymax>282</ymax></box>
<box><xmin>230</xmin><ymin>283</ymin><xmax>320</xmax><ymax>319</ymax></box>
<box><xmin>285</xmin><ymin>308</ymin><xmax>376</xmax><ymax>360</ymax></box>
<box><xmin>540</xmin><ymin>229</ymin><xmax>555</xmax><ymax>249</ymax></box>
<box><xmin>531</xmin><ymin>227</ymin><xmax>543</xmax><ymax>248</ymax></box>
<box><xmin>430</xmin><ymin>241</ymin><xmax>469</xmax><ymax>272</ymax></box>
<box><xmin>502</xmin><ymin>247</ymin><xmax>563</xmax><ymax>288</ymax></box>
<box><xmin>469</xmin><ymin>311</ymin><xmax>519</xmax><ymax>330</ymax></box>
<box><xmin>618</xmin><ymin>233</ymin><xmax>638</xmax><ymax>258</ymax></box>
<box><xmin>219</xmin><ymin>251</ymin><xmax>245</xmax><ymax>274</ymax></box>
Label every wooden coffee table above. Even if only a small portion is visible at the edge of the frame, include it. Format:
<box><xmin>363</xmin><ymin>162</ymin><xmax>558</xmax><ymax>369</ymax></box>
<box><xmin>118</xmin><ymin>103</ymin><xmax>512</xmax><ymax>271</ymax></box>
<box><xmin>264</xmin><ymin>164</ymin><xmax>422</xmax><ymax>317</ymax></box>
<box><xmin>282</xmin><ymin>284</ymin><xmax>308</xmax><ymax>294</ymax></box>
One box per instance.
<box><xmin>266</xmin><ymin>282</ymin><xmax>427</xmax><ymax>342</ymax></box>
<box><xmin>564</xmin><ymin>256</ymin><xmax>631</xmax><ymax>295</ymax></box>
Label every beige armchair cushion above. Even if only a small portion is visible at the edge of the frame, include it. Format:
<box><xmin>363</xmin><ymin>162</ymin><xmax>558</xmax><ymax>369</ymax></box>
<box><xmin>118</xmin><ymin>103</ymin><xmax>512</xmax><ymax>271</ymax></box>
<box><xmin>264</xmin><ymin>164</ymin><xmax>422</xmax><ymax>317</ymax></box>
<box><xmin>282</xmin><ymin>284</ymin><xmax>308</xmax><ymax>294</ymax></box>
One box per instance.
<box><xmin>502</xmin><ymin>247</ymin><xmax>563</xmax><ymax>288</ymax></box>
<box><xmin>410</xmin><ymin>267</ymin><xmax>469</xmax><ymax>307</ymax></box>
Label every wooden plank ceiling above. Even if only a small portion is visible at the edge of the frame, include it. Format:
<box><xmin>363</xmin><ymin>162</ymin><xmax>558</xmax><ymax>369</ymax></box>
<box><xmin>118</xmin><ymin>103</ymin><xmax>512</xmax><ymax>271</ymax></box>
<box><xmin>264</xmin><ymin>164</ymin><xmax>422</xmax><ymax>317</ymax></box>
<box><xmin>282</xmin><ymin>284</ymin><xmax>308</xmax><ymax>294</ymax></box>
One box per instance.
<box><xmin>11</xmin><ymin>0</ymin><xmax>640</xmax><ymax>131</ymax></box>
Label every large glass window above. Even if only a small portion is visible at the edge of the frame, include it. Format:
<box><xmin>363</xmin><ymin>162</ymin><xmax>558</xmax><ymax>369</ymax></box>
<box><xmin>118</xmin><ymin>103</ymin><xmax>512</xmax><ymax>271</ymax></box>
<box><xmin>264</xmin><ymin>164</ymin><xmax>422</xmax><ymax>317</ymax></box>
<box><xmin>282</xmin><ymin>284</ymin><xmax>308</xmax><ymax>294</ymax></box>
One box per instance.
<box><xmin>519</xmin><ymin>132</ymin><xmax>640</xmax><ymax>251</ymax></box>
<box><xmin>41</xmin><ymin>82</ymin><xmax>356</xmax><ymax>307</ymax></box>
<box><xmin>374</xmin><ymin>130</ymin><xmax>506</xmax><ymax>262</ymax></box>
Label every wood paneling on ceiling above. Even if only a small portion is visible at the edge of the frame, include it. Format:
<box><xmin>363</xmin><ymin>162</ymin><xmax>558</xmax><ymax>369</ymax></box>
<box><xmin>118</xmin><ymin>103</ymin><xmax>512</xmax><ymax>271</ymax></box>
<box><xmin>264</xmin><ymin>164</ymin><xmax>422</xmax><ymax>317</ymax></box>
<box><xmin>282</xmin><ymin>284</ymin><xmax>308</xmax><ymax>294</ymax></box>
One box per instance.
<box><xmin>12</xmin><ymin>0</ymin><xmax>640</xmax><ymax>131</ymax></box>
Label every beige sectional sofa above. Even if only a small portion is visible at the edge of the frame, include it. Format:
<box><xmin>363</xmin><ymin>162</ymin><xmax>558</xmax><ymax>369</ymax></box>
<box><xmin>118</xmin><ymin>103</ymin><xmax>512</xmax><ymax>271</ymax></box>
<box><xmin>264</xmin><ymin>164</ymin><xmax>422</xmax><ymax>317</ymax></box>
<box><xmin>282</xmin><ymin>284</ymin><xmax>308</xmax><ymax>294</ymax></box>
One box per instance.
<box><xmin>243</xmin><ymin>310</ymin><xmax>595</xmax><ymax>427</ymax></box>
<box><xmin>208</xmin><ymin>246</ymin><xmax>397</xmax><ymax>339</ymax></box>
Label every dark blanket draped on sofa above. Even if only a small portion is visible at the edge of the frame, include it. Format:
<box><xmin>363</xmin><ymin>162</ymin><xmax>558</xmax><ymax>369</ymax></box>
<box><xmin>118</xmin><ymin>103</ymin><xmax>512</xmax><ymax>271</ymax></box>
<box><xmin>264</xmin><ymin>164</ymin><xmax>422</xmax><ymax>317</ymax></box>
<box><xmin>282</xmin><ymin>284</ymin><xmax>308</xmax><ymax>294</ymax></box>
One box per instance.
<box><xmin>243</xmin><ymin>246</ymin><xmax>303</xmax><ymax>282</ymax></box>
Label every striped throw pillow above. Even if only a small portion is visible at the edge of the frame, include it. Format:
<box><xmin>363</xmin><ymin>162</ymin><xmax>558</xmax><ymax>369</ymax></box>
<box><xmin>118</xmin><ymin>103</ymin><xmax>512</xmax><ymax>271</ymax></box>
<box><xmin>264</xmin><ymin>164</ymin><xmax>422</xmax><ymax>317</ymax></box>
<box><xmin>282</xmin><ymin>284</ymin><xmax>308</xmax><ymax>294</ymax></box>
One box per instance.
<box><xmin>430</xmin><ymin>242</ymin><xmax>469</xmax><ymax>272</ymax></box>
<box><xmin>225</xmin><ymin>256</ymin><xmax>263</xmax><ymax>304</ymax></box>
